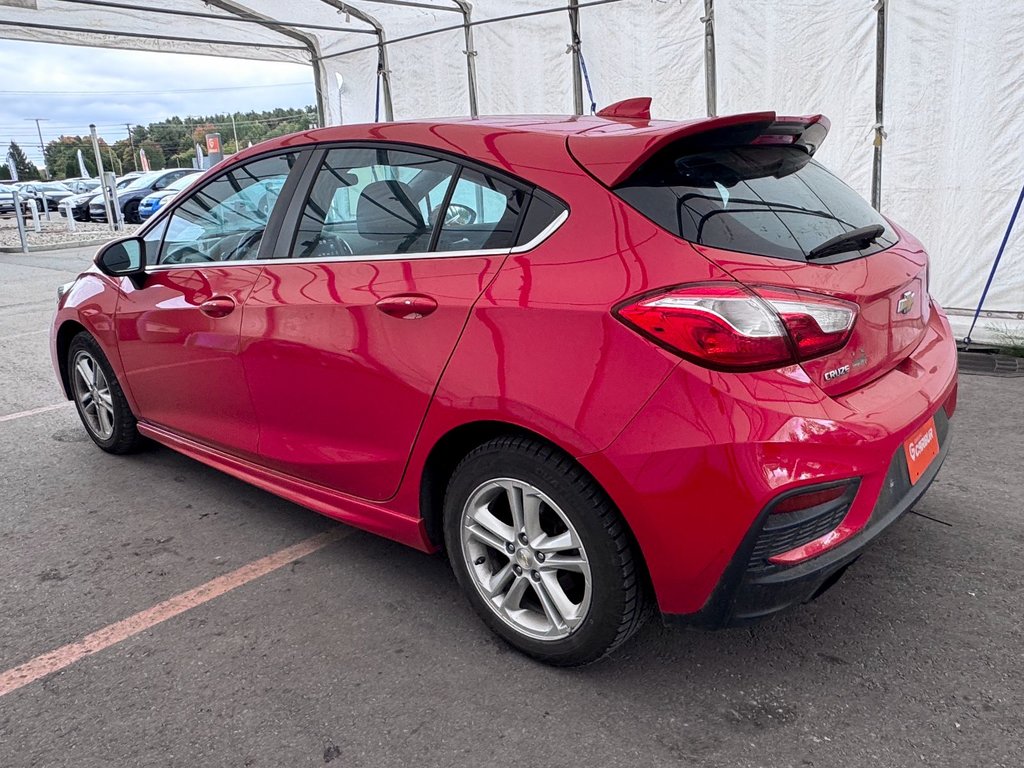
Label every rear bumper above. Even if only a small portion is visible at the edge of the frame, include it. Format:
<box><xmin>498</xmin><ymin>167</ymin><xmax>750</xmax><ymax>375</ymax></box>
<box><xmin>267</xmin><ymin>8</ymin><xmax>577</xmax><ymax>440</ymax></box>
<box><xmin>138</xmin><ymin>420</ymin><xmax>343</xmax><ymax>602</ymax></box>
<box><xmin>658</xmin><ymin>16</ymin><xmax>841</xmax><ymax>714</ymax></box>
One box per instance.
<box><xmin>579</xmin><ymin>304</ymin><xmax>958</xmax><ymax>617</ymax></box>
<box><xmin>665</xmin><ymin>409</ymin><xmax>951</xmax><ymax>628</ymax></box>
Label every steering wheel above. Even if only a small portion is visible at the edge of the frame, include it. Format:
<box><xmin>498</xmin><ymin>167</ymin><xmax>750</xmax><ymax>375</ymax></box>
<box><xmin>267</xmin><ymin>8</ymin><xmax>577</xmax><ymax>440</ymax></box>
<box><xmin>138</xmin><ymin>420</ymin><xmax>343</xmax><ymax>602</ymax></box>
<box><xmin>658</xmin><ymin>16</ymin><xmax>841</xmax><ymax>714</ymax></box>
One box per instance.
<box><xmin>224</xmin><ymin>229</ymin><xmax>265</xmax><ymax>261</ymax></box>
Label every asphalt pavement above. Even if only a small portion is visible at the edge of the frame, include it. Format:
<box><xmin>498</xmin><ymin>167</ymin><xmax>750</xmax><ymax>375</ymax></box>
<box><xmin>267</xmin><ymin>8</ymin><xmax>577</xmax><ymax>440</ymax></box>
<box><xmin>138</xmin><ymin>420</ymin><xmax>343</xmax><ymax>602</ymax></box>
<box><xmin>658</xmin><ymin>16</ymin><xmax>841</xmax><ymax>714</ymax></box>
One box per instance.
<box><xmin>0</xmin><ymin>246</ymin><xmax>1021</xmax><ymax>767</ymax></box>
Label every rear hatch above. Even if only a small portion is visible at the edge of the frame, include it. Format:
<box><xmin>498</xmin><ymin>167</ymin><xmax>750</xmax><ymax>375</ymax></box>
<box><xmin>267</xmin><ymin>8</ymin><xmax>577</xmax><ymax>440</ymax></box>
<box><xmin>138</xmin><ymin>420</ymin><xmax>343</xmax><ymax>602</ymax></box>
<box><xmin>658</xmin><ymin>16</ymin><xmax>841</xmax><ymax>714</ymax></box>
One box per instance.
<box><xmin>577</xmin><ymin>114</ymin><xmax>930</xmax><ymax>395</ymax></box>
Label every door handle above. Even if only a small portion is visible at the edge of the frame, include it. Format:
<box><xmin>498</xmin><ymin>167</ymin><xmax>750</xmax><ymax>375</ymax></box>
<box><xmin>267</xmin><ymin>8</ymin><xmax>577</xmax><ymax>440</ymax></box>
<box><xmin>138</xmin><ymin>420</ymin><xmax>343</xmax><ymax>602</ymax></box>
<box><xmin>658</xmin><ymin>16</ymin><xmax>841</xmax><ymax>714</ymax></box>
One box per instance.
<box><xmin>199</xmin><ymin>296</ymin><xmax>236</xmax><ymax>318</ymax></box>
<box><xmin>375</xmin><ymin>294</ymin><xmax>438</xmax><ymax>319</ymax></box>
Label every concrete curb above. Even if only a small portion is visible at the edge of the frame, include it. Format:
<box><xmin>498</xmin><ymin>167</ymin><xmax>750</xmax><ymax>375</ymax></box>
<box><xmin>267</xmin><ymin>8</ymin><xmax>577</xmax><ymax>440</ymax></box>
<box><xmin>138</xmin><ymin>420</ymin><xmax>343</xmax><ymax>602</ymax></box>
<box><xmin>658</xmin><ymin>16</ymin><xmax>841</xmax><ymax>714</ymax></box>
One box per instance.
<box><xmin>0</xmin><ymin>239</ymin><xmax>111</xmax><ymax>254</ymax></box>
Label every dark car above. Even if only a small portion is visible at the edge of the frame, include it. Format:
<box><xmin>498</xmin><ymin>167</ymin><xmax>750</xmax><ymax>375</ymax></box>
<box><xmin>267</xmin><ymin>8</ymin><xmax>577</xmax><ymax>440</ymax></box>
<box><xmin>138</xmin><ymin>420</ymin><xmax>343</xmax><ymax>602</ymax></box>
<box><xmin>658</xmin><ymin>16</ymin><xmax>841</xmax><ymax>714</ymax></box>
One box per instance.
<box><xmin>64</xmin><ymin>174</ymin><xmax>143</xmax><ymax>222</ymax></box>
<box><xmin>20</xmin><ymin>182</ymin><xmax>75</xmax><ymax>211</ymax></box>
<box><xmin>89</xmin><ymin>169</ymin><xmax>194</xmax><ymax>224</ymax></box>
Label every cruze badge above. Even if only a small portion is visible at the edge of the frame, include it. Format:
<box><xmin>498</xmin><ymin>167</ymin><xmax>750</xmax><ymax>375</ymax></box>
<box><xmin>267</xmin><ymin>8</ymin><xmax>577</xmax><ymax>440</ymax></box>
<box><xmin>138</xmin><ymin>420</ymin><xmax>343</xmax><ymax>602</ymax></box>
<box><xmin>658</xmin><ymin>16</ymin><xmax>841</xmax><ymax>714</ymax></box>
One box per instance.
<box><xmin>897</xmin><ymin>291</ymin><xmax>915</xmax><ymax>315</ymax></box>
<box><xmin>823</xmin><ymin>364</ymin><xmax>851</xmax><ymax>382</ymax></box>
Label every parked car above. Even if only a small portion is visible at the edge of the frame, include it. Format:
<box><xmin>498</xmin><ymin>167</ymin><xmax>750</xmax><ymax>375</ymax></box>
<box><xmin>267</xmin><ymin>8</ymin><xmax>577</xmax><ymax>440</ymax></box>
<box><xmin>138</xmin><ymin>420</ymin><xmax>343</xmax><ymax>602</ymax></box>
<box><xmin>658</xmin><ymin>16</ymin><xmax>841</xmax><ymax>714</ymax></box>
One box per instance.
<box><xmin>20</xmin><ymin>181</ymin><xmax>75</xmax><ymax>211</ymax></box>
<box><xmin>137</xmin><ymin>170</ymin><xmax>204</xmax><ymax>220</ymax></box>
<box><xmin>89</xmin><ymin>168</ymin><xmax>195</xmax><ymax>224</ymax></box>
<box><xmin>65</xmin><ymin>178</ymin><xmax>100</xmax><ymax>195</ymax></box>
<box><xmin>63</xmin><ymin>174</ymin><xmax>142</xmax><ymax>222</ymax></box>
<box><xmin>51</xmin><ymin>102</ymin><xmax>958</xmax><ymax>665</ymax></box>
<box><xmin>0</xmin><ymin>184</ymin><xmax>26</xmax><ymax>214</ymax></box>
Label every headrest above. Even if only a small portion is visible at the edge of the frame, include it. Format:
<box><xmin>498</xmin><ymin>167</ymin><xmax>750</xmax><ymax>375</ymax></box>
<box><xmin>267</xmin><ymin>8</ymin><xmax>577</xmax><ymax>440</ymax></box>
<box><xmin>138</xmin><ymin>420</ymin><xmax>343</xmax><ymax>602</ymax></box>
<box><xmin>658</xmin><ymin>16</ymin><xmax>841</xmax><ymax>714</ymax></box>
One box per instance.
<box><xmin>356</xmin><ymin>179</ymin><xmax>425</xmax><ymax>240</ymax></box>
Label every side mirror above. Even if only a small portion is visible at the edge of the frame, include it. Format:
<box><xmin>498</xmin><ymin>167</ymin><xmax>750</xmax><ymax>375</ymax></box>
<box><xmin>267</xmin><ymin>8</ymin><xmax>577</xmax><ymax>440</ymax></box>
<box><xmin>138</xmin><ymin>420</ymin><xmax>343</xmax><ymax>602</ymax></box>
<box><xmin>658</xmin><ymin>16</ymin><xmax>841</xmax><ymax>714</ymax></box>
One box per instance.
<box><xmin>96</xmin><ymin>237</ymin><xmax>145</xmax><ymax>283</ymax></box>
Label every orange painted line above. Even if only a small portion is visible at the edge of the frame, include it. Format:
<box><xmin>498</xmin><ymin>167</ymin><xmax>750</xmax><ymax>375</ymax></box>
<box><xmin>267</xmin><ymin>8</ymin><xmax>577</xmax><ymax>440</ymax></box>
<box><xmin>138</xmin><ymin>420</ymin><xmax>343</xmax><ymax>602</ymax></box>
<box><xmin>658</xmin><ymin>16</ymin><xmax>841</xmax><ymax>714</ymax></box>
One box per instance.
<box><xmin>0</xmin><ymin>402</ymin><xmax>73</xmax><ymax>423</ymax></box>
<box><xmin>0</xmin><ymin>528</ymin><xmax>349</xmax><ymax>698</ymax></box>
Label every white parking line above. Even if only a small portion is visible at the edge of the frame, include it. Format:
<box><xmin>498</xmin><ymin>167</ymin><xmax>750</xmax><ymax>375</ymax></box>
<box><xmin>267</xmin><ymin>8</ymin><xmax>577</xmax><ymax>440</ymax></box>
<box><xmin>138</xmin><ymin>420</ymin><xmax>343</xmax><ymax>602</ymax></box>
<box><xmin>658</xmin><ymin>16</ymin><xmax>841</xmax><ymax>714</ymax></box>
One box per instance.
<box><xmin>0</xmin><ymin>528</ymin><xmax>351</xmax><ymax>698</ymax></box>
<box><xmin>0</xmin><ymin>402</ymin><xmax>73</xmax><ymax>423</ymax></box>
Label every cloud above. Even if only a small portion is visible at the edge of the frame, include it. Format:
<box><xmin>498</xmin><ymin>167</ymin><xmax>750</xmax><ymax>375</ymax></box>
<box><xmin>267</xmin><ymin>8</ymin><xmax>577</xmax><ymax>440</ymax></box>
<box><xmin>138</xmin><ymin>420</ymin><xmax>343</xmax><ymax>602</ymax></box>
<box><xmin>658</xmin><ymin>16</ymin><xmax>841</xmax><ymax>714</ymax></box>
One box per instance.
<box><xmin>0</xmin><ymin>39</ymin><xmax>315</xmax><ymax>165</ymax></box>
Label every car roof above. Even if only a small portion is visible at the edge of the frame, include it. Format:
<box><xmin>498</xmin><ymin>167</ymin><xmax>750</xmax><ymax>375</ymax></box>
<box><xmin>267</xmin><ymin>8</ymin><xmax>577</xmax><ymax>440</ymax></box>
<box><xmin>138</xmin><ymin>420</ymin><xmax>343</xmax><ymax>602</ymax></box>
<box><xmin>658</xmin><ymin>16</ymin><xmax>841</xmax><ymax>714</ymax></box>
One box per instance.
<box><xmin>210</xmin><ymin>107</ymin><xmax>825</xmax><ymax>189</ymax></box>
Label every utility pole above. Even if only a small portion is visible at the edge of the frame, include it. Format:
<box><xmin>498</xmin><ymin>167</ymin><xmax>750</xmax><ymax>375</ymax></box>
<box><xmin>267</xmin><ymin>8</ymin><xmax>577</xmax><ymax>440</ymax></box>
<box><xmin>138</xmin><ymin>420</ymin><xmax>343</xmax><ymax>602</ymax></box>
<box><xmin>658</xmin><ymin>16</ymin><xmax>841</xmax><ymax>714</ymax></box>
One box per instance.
<box><xmin>230</xmin><ymin>112</ymin><xmax>239</xmax><ymax>154</ymax></box>
<box><xmin>125</xmin><ymin>123</ymin><xmax>137</xmax><ymax>172</ymax></box>
<box><xmin>25</xmin><ymin>118</ymin><xmax>48</xmax><ymax>179</ymax></box>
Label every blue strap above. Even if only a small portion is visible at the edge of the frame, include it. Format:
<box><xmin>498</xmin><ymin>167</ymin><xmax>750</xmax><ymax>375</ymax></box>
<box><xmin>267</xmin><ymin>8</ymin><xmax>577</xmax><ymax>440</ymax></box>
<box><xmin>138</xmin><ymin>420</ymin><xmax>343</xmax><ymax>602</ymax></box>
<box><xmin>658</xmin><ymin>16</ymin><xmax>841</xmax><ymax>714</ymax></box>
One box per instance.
<box><xmin>965</xmin><ymin>180</ymin><xmax>1024</xmax><ymax>345</ymax></box>
<box><xmin>578</xmin><ymin>49</ymin><xmax>597</xmax><ymax>115</ymax></box>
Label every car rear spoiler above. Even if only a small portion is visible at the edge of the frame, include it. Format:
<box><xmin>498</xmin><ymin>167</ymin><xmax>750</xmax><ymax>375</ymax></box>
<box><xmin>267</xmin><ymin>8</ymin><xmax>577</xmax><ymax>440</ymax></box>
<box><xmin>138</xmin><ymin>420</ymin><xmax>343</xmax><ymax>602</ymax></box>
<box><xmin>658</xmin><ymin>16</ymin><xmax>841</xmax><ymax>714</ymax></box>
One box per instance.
<box><xmin>569</xmin><ymin>109</ymin><xmax>831</xmax><ymax>187</ymax></box>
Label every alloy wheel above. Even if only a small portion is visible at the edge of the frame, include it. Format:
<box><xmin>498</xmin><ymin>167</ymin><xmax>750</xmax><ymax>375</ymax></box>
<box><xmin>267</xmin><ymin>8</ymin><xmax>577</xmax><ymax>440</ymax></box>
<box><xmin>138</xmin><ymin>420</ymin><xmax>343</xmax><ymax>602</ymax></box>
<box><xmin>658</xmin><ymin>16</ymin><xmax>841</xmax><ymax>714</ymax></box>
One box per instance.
<box><xmin>71</xmin><ymin>350</ymin><xmax>115</xmax><ymax>440</ymax></box>
<box><xmin>459</xmin><ymin>478</ymin><xmax>592</xmax><ymax>641</ymax></box>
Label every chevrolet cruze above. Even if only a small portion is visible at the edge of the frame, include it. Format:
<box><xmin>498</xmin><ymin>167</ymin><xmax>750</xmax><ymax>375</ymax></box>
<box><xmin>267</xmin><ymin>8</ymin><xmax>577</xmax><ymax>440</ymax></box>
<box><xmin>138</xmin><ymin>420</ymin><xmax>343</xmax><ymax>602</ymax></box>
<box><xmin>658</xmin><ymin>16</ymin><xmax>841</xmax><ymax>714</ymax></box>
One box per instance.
<box><xmin>51</xmin><ymin>100</ymin><xmax>957</xmax><ymax>665</ymax></box>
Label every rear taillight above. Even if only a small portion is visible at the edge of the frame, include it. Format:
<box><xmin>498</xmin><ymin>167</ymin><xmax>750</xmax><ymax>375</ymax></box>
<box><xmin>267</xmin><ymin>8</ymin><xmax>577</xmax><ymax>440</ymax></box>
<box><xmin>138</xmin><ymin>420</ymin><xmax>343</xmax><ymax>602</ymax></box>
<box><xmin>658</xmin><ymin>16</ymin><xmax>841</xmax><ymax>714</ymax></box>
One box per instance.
<box><xmin>615</xmin><ymin>282</ymin><xmax>857</xmax><ymax>371</ymax></box>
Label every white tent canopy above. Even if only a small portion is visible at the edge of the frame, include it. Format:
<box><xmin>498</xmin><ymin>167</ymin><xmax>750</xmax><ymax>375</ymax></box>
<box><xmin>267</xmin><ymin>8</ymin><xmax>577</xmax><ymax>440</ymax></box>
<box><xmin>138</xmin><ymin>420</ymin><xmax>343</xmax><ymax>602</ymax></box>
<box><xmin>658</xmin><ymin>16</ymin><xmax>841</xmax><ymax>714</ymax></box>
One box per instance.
<box><xmin>1</xmin><ymin>0</ymin><xmax>1021</xmax><ymax>343</ymax></box>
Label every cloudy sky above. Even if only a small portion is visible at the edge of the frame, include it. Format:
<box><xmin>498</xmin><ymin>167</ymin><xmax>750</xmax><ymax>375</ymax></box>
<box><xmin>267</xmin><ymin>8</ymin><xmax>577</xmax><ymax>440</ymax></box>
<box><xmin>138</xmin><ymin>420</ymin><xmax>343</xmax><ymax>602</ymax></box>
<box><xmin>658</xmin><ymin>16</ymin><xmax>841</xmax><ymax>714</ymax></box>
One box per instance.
<box><xmin>0</xmin><ymin>39</ymin><xmax>316</xmax><ymax>167</ymax></box>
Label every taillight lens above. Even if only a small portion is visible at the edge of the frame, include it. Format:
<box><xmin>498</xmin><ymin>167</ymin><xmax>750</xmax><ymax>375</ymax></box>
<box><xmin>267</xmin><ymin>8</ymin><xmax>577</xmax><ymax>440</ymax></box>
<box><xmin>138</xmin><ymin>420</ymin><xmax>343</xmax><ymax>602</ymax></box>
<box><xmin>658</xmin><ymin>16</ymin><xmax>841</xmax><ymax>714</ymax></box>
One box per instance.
<box><xmin>615</xmin><ymin>282</ymin><xmax>857</xmax><ymax>371</ymax></box>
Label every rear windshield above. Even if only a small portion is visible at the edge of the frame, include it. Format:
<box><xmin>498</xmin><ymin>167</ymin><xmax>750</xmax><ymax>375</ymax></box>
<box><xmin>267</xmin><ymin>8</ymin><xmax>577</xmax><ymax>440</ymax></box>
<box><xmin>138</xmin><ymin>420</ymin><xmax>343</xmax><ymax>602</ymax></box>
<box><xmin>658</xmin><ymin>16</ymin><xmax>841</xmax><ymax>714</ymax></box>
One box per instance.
<box><xmin>614</xmin><ymin>145</ymin><xmax>897</xmax><ymax>262</ymax></box>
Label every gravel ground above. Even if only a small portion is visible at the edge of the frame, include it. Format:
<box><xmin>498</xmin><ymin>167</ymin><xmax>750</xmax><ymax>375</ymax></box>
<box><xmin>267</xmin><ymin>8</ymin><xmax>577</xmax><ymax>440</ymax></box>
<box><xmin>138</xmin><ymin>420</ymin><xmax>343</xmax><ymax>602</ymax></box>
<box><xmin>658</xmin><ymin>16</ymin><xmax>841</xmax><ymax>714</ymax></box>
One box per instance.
<box><xmin>0</xmin><ymin>215</ymin><xmax>137</xmax><ymax>249</ymax></box>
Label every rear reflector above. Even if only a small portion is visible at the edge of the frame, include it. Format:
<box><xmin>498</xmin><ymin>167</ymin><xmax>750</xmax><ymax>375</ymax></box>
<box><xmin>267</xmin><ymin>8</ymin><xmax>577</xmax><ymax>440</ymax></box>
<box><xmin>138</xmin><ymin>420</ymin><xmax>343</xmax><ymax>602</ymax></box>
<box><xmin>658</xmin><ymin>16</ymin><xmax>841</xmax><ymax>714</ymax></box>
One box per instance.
<box><xmin>771</xmin><ymin>483</ymin><xmax>849</xmax><ymax>514</ymax></box>
<box><xmin>615</xmin><ymin>282</ymin><xmax>857</xmax><ymax>371</ymax></box>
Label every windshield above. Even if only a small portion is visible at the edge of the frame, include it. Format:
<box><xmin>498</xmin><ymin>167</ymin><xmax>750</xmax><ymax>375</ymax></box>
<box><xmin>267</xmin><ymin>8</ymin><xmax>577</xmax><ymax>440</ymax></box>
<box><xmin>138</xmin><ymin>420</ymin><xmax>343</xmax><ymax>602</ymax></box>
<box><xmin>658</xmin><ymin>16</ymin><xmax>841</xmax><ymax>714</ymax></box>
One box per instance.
<box><xmin>122</xmin><ymin>173</ymin><xmax>161</xmax><ymax>191</ymax></box>
<box><xmin>615</xmin><ymin>145</ymin><xmax>897</xmax><ymax>263</ymax></box>
<box><xmin>165</xmin><ymin>173</ymin><xmax>202</xmax><ymax>192</ymax></box>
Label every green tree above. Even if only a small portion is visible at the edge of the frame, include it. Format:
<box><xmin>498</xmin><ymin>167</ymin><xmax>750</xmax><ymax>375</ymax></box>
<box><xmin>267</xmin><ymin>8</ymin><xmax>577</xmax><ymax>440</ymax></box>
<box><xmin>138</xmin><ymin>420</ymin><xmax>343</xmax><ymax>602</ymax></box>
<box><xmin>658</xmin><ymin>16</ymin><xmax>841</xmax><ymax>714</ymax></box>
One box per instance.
<box><xmin>6</xmin><ymin>141</ymin><xmax>40</xmax><ymax>181</ymax></box>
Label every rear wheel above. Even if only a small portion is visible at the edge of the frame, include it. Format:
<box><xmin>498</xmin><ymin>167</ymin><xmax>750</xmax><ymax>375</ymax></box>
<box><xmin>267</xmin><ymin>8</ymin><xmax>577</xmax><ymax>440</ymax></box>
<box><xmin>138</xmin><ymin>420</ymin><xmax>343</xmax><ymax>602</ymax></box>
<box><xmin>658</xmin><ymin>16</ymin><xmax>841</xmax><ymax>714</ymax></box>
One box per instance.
<box><xmin>68</xmin><ymin>332</ymin><xmax>143</xmax><ymax>454</ymax></box>
<box><xmin>443</xmin><ymin>436</ymin><xmax>647</xmax><ymax>666</ymax></box>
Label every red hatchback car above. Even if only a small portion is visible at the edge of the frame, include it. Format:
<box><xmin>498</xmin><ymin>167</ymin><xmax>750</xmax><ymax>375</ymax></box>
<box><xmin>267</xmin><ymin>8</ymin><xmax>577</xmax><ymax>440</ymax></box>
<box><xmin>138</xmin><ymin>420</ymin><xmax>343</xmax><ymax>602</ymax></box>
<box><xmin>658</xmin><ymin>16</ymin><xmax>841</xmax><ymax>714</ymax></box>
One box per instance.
<box><xmin>51</xmin><ymin>101</ymin><xmax>957</xmax><ymax>665</ymax></box>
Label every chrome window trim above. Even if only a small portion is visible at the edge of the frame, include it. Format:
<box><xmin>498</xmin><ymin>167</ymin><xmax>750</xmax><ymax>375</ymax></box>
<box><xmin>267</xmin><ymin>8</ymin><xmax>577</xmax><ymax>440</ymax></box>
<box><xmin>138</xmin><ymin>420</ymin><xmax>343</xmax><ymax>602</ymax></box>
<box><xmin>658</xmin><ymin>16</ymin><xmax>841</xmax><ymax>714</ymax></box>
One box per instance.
<box><xmin>145</xmin><ymin>209</ymin><xmax>568</xmax><ymax>272</ymax></box>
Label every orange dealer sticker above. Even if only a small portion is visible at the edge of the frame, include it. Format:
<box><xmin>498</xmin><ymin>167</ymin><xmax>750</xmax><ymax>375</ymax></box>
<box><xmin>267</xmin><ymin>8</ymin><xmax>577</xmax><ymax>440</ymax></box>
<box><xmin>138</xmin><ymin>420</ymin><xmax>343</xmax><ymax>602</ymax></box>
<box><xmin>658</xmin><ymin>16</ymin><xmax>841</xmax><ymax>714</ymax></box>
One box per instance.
<box><xmin>904</xmin><ymin>416</ymin><xmax>939</xmax><ymax>485</ymax></box>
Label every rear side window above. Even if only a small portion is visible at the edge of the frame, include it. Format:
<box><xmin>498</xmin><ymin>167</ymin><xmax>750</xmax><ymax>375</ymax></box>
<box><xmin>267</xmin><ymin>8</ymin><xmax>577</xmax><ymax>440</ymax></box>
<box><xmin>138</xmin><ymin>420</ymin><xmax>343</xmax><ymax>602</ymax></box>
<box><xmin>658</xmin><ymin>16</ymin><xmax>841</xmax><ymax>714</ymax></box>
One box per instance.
<box><xmin>293</xmin><ymin>147</ymin><xmax>458</xmax><ymax>259</ymax></box>
<box><xmin>615</xmin><ymin>145</ymin><xmax>897</xmax><ymax>262</ymax></box>
<box><xmin>435</xmin><ymin>168</ymin><xmax>526</xmax><ymax>252</ymax></box>
<box><xmin>290</xmin><ymin>147</ymin><xmax>529</xmax><ymax>259</ymax></box>
<box><xmin>516</xmin><ymin>191</ymin><xmax>567</xmax><ymax>247</ymax></box>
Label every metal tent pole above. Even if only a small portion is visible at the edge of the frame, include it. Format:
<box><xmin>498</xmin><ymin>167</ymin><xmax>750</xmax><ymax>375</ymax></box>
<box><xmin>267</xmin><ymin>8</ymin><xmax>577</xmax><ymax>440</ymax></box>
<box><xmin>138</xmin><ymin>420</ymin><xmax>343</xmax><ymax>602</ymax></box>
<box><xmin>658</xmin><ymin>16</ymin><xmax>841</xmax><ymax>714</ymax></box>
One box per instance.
<box><xmin>871</xmin><ymin>0</ymin><xmax>887</xmax><ymax>210</ymax></box>
<box><xmin>453</xmin><ymin>0</ymin><xmax>479</xmax><ymax>117</ymax></box>
<box><xmin>317</xmin><ymin>1</ymin><xmax>394</xmax><ymax>122</ymax></box>
<box><xmin>702</xmin><ymin>0</ymin><xmax>716</xmax><ymax>117</ymax></box>
<box><xmin>204</xmin><ymin>0</ymin><xmax>327</xmax><ymax>127</ymax></box>
<box><xmin>568</xmin><ymin>0</ymin><xmax>583</xmax><ymax>115</ymax></box>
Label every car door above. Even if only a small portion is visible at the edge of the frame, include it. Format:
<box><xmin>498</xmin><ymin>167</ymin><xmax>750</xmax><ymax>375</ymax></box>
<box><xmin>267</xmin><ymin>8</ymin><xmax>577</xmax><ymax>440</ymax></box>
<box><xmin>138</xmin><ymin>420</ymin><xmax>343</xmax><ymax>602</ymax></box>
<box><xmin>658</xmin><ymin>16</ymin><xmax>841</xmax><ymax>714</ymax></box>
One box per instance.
<box><xmin>241</xmin><ymin>145</ymin><xmax>528</xmax><ymax>501</ymax></box>
<box><xmin>115</xmin><ymin>151</ymin><xmax>305</xmax><ymax>459</ymax></box>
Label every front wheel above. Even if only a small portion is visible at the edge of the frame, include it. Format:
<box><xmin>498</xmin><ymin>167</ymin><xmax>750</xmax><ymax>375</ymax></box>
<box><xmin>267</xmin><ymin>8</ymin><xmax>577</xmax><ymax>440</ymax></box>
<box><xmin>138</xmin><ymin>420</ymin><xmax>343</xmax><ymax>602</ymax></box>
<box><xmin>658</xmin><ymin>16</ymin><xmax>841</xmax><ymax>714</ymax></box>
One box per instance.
<box><xmin>443</xmin><ymin>436</ymin><xmax>648</xmax><ymax>666</ymax></box>
<box><xmin>68</xmin><ymin>332</ymin><xmax>143</xmax><ymax>454</ymax></box>
<box><xmin>123</xmin><ymin>200</ymin><xmax>140</xmax><ymax>225</ymax></box>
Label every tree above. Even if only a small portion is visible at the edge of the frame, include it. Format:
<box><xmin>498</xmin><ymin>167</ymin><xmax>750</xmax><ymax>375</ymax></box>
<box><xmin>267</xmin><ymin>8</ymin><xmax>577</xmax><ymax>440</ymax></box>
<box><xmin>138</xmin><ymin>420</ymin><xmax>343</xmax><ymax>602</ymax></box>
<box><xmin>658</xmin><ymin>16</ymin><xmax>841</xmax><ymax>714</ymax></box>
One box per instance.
<box><xmin>6</xmin><ymin>141</ymin><xmax>40</xmax><ymax>181</ymax></box>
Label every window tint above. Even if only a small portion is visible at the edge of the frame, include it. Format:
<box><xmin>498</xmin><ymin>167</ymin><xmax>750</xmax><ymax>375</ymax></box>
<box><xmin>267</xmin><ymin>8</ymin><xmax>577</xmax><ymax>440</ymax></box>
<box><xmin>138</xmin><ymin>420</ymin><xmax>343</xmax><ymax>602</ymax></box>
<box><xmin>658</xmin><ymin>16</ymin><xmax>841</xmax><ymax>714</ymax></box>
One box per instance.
<box><xmin>159</xmin><ymin>153</ymin><xmax>296</xmax><ymax>265</ymax></box>
<box><xmin>615</xmin><ymin>145</ymin><xmax>896</xmax><ymax>262</ymax></box>
<box><xmin>292</xmin><ymin>148</ymin><xmax>457</xmax><ymax>259</ymax></box>
<box><xmin>516</xmin><ymin>192</ymin><xmax>566</xmax><ymax>247</ymax></box>
<box><xmin>435</xmin><ymin>168</ymin><xmax>526</xmax><ymax>252</ymax></box>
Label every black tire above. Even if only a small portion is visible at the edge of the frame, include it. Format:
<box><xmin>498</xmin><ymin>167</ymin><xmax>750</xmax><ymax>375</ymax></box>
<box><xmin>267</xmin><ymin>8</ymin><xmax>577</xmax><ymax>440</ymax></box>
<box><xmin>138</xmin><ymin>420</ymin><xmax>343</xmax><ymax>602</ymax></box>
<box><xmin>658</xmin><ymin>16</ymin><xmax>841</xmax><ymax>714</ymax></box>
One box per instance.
<box><xmin>124</xmin><ymin>200</ymin><xmax>140</xmax><ymax>225</ymax></box>
<box><xmin>67</xmin><ymin>332</ymin><xmax>144</xmax><ymax>454</ymax></box>
<box><xmin>443</xmin><ymin>436</ymin><xmax>648</xmax><ymax>666</ymax></box>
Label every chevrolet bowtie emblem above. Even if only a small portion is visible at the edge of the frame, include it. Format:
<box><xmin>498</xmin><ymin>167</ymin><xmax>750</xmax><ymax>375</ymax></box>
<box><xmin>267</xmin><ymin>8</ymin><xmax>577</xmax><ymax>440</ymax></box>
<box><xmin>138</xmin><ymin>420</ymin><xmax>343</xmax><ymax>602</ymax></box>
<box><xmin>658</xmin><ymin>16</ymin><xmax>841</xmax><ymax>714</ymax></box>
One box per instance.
<box><xmin>897</xmin><ymin>290</ymin><xmax>915</xmax><ymax>315</ymax></box>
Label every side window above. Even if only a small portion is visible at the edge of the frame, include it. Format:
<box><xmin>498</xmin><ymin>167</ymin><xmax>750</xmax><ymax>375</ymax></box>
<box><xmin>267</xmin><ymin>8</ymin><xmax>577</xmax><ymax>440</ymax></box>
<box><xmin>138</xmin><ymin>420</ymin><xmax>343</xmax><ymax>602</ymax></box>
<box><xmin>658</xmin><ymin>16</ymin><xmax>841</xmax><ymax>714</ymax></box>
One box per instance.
<box><xmin>158</xmin><ymin>153</ymin><xmax>297</xmax><ymax>264</ymax></box>
<box><xmin>434</xmin><ymin>169</ymin><xmax>526</xmax><ymax>252</ymax></box>
<box><xmin>292</xmin><ymin>148</ymin><xmax>458</xmax><ymax>259</ymax></box>
<box><xmin>516</xmin><ymin>191</ymin><xmax>567</xmax><ymax>247</ymax></box>
<box><xmin>142</xmin><ymin>217</ymin><xmax>168</xmax><ymax>264</ymax></box>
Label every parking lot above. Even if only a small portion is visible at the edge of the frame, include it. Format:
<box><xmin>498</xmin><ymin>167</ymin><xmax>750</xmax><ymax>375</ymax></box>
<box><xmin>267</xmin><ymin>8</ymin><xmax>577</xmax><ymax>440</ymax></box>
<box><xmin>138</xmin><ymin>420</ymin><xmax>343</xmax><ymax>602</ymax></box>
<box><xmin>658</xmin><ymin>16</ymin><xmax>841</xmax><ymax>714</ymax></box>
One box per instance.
<box><xmin>1</xmin><ymin>246</ymin><xmax>1021</xmax><ymax>767</ymax></box>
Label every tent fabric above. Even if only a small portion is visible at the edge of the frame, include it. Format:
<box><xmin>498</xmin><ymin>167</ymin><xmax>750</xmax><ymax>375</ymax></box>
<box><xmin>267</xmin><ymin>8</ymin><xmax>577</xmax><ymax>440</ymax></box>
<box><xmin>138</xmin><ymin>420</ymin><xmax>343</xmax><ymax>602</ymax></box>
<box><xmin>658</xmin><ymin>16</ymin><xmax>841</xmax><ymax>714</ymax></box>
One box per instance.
<box><xmin>883</xmin><ymin>0</ymin><xmax>1024</xmax><ymax>319</ymax></box>
<box><xmin>1</xmin><ymin>0</ymin><xmax>1022</xmax><ymax>339</ymax></box>
<box><xmin>715</xmin><ymin>0</ymin><xmax>875</xmax><ymax>200</ymax></box>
